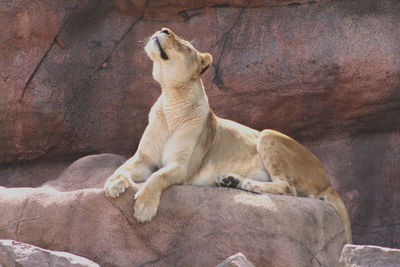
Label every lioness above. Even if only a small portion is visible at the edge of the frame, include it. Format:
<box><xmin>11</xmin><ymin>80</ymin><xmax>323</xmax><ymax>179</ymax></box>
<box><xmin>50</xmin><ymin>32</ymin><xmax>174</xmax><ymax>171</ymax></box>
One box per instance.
<box><xmin>104</xmin><ymin>28</ymin><xmax>352</xmax><ymax>243</ymax></box>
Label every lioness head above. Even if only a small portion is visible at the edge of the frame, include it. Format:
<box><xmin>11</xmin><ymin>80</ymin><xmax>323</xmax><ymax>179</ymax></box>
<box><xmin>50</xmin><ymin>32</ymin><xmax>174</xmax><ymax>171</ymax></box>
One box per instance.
<box><xmin>145</xmin><ymin>28</ymin><xmax>212</xmax><ymax>86</ymax></box>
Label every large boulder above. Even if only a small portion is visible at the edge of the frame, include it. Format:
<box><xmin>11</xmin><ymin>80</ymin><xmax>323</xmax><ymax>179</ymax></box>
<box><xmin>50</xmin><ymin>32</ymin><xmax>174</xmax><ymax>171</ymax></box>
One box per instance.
<box><xmin>0</xmin><ymin>155</ymin><xmax>346</xmax><ymax>266</ymax></box>
<box><xmin>0</xmin><ymin>239</ymin><xmax>99</xmax><ymax>267</ymax></box>
<box><xmin>42</xmin><ymin>153</ymin><xmax>126</xmax><ymax>191</ymax></box>
<box><xmin>339</xmin><ymin>244</ymin><xmax>400</xmax><ymax>267</ymax></box>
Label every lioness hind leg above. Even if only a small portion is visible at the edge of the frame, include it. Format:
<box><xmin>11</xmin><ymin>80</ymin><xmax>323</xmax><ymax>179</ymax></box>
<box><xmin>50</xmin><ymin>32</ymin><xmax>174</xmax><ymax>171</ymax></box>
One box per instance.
<box><xmin>255</xmin><ymin>129</ymin><xmax>308</xmax><ymax>196</ymax></box>
<box><xmin>240</xmin><ymin>178</ymin><xmax>296</xmax><ymax>195</ymax></box>
<box><xmin>216</xmin><ymin>173</ymin><xmax>295</xmax><ymax>195</ymax></box>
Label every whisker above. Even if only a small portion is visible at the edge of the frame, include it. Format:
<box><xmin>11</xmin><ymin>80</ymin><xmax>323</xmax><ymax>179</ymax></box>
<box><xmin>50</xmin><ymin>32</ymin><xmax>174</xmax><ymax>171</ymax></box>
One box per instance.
<box><xmin>138</xmin><ymin>34</ymin><xmax>153</xmax><ymax>45</ymax></box>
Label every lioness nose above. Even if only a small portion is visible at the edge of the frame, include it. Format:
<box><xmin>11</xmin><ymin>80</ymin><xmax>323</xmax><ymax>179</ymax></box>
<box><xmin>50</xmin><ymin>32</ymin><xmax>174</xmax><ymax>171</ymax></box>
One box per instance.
<box><xmin>161</xmin><ymin>28</ymin><xmax>170</xmax><ymax>35</ymax></box>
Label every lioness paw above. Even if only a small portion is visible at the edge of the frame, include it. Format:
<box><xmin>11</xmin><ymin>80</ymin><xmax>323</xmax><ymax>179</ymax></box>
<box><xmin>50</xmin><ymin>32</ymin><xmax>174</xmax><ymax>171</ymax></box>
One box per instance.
<box><xmin>104</xmin><ymin>171</ymin><xmax>130</xmax><ymax>198</ymax></box>
<box><xmin>134</xmin><ymin>186</ymin><xmax>160</xmax><ymax>223</ymax></box>
<box><xmin>240</xmin><ymin>179</ymin><xmax>262</xmax><ymax>194</ymax></box>
<box><xmin>215</xmin><ymin>173</ymin><xmax>242</xmax><ymax>188</ymax></box>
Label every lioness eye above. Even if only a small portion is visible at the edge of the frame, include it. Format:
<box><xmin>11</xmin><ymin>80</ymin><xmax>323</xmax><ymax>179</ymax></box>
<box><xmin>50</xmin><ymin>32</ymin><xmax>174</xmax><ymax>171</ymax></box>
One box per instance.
<box><xmin>183</xmin><ymin>45</ymin><xmax>190</xmax><ymax>50</ymax></box>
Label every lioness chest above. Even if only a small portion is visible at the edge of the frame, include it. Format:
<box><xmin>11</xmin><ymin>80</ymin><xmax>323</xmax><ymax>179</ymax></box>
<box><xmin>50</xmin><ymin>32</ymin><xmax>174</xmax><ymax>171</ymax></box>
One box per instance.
<box><xmin>148</xmin><ymin>99</ymin><xmax>270</xmax><ymax>185</ymax></box>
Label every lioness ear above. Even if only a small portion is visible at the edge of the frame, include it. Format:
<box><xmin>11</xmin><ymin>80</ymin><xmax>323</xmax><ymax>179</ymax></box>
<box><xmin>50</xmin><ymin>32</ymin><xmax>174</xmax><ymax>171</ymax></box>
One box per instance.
<box><xmin>199</xmin><ymin>53</ymin><xmax>213</xmax><ymax>75</ymax></box>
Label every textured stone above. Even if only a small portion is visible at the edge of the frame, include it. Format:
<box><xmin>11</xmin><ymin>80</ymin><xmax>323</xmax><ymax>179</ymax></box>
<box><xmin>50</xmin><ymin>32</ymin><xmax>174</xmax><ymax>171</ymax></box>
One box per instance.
<box><xmin>339</xmin><ymin>244</ymin><xmax>400</xmax><ymax>267</ymax></box>
<box><xmin>216</xmin><ymin>252</ymin><xmax>255</xmax><ymax>267</ymax></box>
<box><xmin>0</xmin><ymin>239</ymin><xmax>99</xmax><ymax>267</ymax></box>
<box><xmin>42</xmin><ymin>153</ymin><xmax>126</xmax><ymax>191</ymax></box>
<box><xmin>304</xmin><ymin>132</ymin><xmax>400</xmax><ymax>248</ymax></box>
<box><xmin>1</xmin><ymin>0</ymin><xmax>399</xmax><ymax>163</ymax></box>
<box><xmin>0</xmin><ymin>154</ymin><xmax>345</xmax><ymax>267</ymax></box>
<box><xmin>0</xmin><ymin>160</ymin><xmax>72</xmax><ymax>188</ymax></box>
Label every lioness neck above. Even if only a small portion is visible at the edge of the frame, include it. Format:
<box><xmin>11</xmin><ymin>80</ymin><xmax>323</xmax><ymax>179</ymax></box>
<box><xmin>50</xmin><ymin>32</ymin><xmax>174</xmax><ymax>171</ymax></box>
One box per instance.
<box><xmin>160</xmin><ymin>78</ymin><xmax>210</xmax><ymax>129</ymax></box>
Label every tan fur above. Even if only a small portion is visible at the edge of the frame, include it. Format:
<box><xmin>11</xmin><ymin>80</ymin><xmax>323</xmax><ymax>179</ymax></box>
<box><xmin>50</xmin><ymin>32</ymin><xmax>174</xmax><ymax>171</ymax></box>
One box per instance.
<box><xmin>104</xmin><ymin>28</ymin><xmax>352</xmax><ymax>243</ymax></box>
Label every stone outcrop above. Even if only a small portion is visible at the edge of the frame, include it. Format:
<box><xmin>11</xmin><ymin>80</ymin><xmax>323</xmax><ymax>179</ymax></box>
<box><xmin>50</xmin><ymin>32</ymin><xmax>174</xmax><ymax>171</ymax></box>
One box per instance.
<box><xmin>0</xmin><ymin>154</ymin><xmax>346</xmax><ymax>267</ymax></box>
<box><xmin>1</xmin><ymin>0</ymin><xmax>400</xmax><ymax>248</ymax></box>
<box><xmin>216</xmin><ymin>252</ymin><xmax>255</xmax><ymax>267</ymax></box>
<box><xmin>0</xmin><ymin>239</ymin><xmax>99</xmax><ymax>267</ymax></box>
<box><xmin>339</xmin><ymin>244</ymin><xmax>400</xmax><ymax>267</ymax></box>
<box><xmin>42</xmin><ymin>153</ymin><xmax>126</xmax><ymax>192</ymax></box>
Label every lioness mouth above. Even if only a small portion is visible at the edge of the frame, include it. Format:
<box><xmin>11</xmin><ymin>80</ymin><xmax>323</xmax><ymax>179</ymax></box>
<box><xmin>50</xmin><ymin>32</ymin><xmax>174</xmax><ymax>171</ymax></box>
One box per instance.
<box><xmin>155</xmin><ymin>37</ymin><xmax>169</xmax><ymax>60</ymax></box>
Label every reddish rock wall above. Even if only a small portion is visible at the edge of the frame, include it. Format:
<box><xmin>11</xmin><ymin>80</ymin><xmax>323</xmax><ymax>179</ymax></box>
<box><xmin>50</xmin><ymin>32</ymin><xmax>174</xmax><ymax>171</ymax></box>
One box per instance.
<box><xmin>1</xmin><ymin>0</ymin><xmax>399</xmax><ymax>248</ymax></box>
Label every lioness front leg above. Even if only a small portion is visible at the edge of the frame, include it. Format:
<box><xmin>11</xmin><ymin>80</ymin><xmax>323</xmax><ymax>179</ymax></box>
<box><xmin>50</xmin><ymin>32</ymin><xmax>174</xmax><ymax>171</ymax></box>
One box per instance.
<box><xmin>104</xmin><ymin>154</ymin><xmax>154</xmax><ymax>198</ymax></box>
<box><xmin>133</xmin><ymin>163</ymin><xmax>187</xmax><ymax>222</ymax></box>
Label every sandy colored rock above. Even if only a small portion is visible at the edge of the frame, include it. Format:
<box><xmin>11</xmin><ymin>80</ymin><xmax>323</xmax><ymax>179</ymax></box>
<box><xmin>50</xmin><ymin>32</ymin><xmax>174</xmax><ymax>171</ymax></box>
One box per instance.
<box><xmin>339</xmin><ymin>244</ymin><xmax>400</xmax><ymax>267</ymax></box>
<box><xmin>0</xmin><ymin>239</ymin><xmax>99</xmax><ymax>267</ymax></box>
<box><xmin>0</xmin><ymin>154</ymin><xmax>346</xmax><ymax>266</ymax></box>
<box><xmin>216</xmin><ymin>252</ymin><xmax>255</xmax><ymax>267</ymax></box>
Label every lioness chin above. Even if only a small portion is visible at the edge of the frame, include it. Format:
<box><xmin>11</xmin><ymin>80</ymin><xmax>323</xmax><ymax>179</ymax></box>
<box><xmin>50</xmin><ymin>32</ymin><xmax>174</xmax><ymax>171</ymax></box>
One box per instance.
<box><xmin>104</xmin><ymin>28</ymin><xmax>352</xmax><ymax>244</ymax></box>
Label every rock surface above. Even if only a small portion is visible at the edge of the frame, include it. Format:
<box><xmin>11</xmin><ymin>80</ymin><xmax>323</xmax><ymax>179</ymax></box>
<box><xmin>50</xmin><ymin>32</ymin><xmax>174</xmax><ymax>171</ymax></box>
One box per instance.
<box><xmin>216</xmin><ymin>252</ymin><xmax>255</xmax><ymax>267</ymax></box>
<box><xmin>339</xmin><ymin>244</ymin><xmax>400</xmax><ymax>267</ymax></box>
<box><xmin>304</xmin><ymin>132</ymin><xmax>400</xmax><ymax>248</ymax></box>
<box><xmin>0</xmin><ymin>239</ymin><xmax>99</xmax><ymax>267</ymax></box>
<box><xmin>0</xmin><ymin>159</ymin><xmax>72</xmax><ymax>188</ymax></box>
<box><xmin>1</xmin><ymin>0</ymin><xmax>400</xmax><ymax>249</ymax></box>
<box><xmin>0</xmin><ymin>154</ymin><xmax>346</xmax><ymax>267</ymax></box>
<box><xmin>42</xmin><ymin>153</ymin><xmax>126</xmax><ymax>192</ymax></box>
<box><xmin>1</xmin><ymin>0</ymin><xmax>399</xmax><ymax>162</ymax></box>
